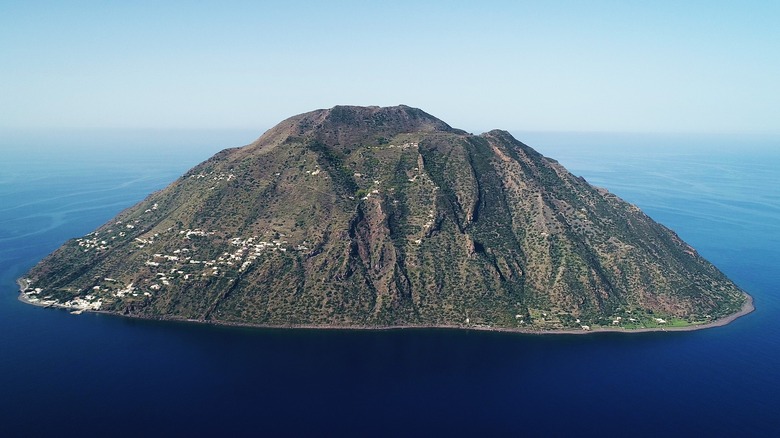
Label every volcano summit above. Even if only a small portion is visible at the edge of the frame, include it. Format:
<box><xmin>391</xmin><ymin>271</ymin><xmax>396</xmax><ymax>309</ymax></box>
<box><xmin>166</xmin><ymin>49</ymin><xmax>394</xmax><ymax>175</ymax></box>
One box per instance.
<box><xmin>21</xmin><ymin>105</ymin><xmax>751</xmax><ymax>332</ymax></box>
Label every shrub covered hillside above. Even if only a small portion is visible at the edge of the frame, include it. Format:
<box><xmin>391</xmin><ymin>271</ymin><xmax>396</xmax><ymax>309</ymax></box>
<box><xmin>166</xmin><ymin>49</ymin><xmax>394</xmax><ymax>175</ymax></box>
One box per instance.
<box><xmin>23</xmin><ymin>105</ymin><xmax>748</xmax><ymax>331</ymax></box>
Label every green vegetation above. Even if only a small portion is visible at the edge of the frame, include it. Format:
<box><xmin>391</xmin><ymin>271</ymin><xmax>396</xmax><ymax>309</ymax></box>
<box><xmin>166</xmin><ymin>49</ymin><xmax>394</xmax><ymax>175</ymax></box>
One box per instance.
<box><xmin>22</xmin><ymin>105</ymin><xmax>749</xmax><ymax>331</ymax></box>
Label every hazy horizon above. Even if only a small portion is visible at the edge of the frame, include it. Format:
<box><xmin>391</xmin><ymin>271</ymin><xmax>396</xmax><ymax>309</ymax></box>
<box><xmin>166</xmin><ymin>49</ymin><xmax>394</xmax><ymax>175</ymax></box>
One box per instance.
<box><xmin>2</xmin><ymin>1</ymin><xmax>779</xmax><ymax>135</ymax></box>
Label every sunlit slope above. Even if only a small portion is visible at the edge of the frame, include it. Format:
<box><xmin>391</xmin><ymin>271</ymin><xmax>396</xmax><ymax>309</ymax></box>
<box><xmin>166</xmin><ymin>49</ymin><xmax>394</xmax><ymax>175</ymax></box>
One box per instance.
<box><xmin>24</xmin><ymin>106</ymin><xmax>748</xmax><ymax>330</ymax></box>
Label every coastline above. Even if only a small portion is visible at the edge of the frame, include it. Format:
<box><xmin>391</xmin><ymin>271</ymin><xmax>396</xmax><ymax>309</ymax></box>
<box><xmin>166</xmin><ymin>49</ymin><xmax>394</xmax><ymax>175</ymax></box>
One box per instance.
<box><xmin>16</xmin><ymin>277</ymin><xmax>755</xmax><ymax>335</ymax></box>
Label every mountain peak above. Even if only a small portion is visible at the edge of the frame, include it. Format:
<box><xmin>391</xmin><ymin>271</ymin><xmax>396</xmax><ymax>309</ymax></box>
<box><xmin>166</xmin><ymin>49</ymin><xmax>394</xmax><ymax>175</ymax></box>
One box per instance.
<box><xmin>313</xmin><ymin>104</ymin><xmax>455</xmax><ymax>133</ymax></box>
<box><xmin>248</xmin><ymin>105</ymin><xmax>461</xmax><ymax>153</ymax></box>
<box><xmin>22</xmin><ymin>106</ymin><xmax>750</xmax><ymax>332</ymax></box>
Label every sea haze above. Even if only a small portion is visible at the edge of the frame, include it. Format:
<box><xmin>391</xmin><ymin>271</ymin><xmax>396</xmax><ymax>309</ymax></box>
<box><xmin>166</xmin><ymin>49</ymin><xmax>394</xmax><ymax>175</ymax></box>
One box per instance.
<box><xmin>1</xmin><ymin>130</ymin><xmax>778</xmax><ymax>436</ymax></box>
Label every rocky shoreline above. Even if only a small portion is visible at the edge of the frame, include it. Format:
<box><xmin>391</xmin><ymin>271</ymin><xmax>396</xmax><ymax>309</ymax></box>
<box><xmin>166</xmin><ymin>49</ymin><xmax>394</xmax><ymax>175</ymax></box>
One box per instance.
<box><xmin>17</xmin><ymin>277</ymin><xmax>754</xmax><ymax>335</ymax></box>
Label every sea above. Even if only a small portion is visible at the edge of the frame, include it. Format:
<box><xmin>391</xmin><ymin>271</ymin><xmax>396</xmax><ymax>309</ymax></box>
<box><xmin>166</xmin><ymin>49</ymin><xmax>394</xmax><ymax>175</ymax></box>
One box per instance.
<box><xmin>1</xmin><ymin>129</ymin><xmax>778</xmax><ymax>436</ymax></box>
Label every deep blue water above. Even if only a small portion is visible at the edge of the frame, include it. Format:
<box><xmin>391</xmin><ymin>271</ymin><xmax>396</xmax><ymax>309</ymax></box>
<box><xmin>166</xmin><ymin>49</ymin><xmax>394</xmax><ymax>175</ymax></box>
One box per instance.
<box><xmin>1</xmin><ymin>130</ymin><xmax>778</xmax><ymax>436</ymax></box>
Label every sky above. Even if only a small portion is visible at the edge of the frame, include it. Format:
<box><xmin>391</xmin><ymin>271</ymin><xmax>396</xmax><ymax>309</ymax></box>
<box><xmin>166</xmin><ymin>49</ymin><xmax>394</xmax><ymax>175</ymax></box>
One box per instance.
<box><xmin>1</xmin><ymin>0</ymin><xmax>779</xmax><ymax>134</ymax></box>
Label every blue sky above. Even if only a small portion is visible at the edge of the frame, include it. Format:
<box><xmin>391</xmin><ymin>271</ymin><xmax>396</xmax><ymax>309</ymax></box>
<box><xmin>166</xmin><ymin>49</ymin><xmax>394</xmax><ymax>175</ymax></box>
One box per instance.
<box><xmin>2</xmin><ymin>1</ymin><xmax>778</xmax><ymax>133</ymax></box>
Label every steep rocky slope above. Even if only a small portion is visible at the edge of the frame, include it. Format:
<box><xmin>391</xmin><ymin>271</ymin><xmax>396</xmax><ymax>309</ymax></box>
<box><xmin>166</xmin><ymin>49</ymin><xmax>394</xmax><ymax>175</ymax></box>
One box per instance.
<box><xmin>22</xmin><ymin>105</ymin><xmax>749</xmax><ymax>331</ymax></box>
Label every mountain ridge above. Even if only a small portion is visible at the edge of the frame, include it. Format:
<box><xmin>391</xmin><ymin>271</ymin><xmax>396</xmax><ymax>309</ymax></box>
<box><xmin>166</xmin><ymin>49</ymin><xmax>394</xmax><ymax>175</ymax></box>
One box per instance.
<box><xmin>20</xmin><ymin>105</ymin><xmax>751</xmax><ymax>332</ymax></box>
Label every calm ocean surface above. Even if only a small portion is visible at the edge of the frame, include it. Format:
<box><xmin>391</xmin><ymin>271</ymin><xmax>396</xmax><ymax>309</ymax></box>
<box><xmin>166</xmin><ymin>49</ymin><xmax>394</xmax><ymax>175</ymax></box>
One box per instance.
<box><xmin>1</xmin><ymin>130</ymin><xmax>778</xmax><ymax>436</ymax></box>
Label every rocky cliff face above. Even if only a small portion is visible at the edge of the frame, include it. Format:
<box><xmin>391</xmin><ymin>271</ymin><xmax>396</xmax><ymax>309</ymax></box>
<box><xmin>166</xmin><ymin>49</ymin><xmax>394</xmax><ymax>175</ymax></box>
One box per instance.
<box><xmin>22</xmin><ymin>105</ymin><xmax>748</xmax><ymax>330</ymax></box>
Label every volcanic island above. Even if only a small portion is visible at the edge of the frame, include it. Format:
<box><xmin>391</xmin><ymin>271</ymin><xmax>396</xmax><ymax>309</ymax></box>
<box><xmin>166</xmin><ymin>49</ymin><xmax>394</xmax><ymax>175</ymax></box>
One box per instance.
<box><xmin>19</xmin><ymin>105</ymin><xmax>753</xmax><ymax>333</ymax></box>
